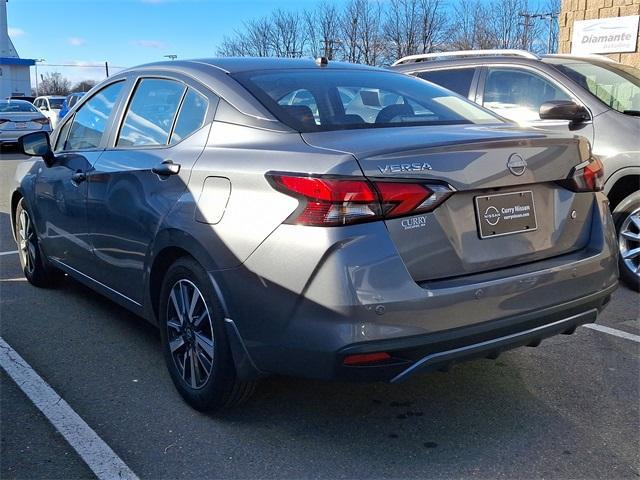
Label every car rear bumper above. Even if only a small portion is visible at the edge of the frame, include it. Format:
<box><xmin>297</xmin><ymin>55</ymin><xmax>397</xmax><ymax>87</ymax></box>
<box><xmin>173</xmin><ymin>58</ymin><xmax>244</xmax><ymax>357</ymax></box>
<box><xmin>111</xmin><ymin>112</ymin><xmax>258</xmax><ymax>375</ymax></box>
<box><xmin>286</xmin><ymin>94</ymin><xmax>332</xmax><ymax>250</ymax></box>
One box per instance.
<box><xmin>0</xmin><ymin>128</ymin><xmax>50</xmax><ymax>144</ymax></box>
<box><xmin>335</xmin><ymin>285</ymin><xmax>614</xmax><ymax>382</ymax></box>
<box><xmin>219</xmin><ymin>193</ymin><xmax>619</xmax><ymax>382</ymax></box>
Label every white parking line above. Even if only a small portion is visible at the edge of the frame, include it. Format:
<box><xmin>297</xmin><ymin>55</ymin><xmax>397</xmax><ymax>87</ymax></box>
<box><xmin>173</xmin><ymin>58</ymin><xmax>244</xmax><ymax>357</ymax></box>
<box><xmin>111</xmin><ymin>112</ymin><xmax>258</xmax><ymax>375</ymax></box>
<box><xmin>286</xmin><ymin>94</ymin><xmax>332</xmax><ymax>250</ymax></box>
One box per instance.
<box><xmin>0</xmin><ymin>250</ymin><xmax>18</xmax><ymax>256</ymax></box>
<box><xmin>583</xmin><ymin>323</ymin><xmax>640</xmax><ymax>343</ymax></box>
<box><xmin>0</xmin><ymin>337</ymin><xmax>139</xmax><ymax>480</ymax></box>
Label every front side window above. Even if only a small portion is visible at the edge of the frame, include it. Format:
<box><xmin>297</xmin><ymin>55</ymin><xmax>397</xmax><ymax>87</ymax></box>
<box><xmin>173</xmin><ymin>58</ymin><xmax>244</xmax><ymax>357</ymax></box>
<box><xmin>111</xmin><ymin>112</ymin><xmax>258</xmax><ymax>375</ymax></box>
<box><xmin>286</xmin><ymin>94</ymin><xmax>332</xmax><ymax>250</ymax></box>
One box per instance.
<box><xmin>551</xmin><ymin>61</ymin><xmax>640</xmax><ymax>115</ymax></box>
<box><xmin>170</xmin><ymin>88</ymin><xmax>209</xmax><ymax>144</ymax></box>
<box><xmin>63</xmin><ymin>81</ymin><xmax>124</xmax><ymax>151</ymax></box>
<box><xmin>416</xmin><ymin>68</ymin><xmax>476</xmax><ymax>97</ymax></box>
<box><xmin>118</xmin><ymin>78</ymin><xmax>185</xmax><ymax>147</ymax></box>
<box><xmin>483</xmin><ymin>68</ymin><xmax>571</xmax><ymax>123</ymax></box>
<box><xmin>235</xmin><ymin>69</ymin><xmax>499</xmax><ymax>132</ymax></box>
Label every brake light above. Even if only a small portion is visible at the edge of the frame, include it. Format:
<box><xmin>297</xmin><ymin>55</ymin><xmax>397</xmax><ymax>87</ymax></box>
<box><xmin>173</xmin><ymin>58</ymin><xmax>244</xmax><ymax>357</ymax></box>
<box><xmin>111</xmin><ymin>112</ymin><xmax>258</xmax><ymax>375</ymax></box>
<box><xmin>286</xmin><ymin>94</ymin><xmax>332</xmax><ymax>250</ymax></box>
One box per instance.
<box><xmin>268</xmin><ymin>174</ymin><xmax>454</xmax><ymax>226</ymax></box>
<box><xmin>559</xmin><ymin>158</ymin><xmax>604</xmax><ymax>192</ymax></box>
<box><xmin>33</xmin><ymin>118</ymin><xmax>50</xmax><ymax>125</ymax></box>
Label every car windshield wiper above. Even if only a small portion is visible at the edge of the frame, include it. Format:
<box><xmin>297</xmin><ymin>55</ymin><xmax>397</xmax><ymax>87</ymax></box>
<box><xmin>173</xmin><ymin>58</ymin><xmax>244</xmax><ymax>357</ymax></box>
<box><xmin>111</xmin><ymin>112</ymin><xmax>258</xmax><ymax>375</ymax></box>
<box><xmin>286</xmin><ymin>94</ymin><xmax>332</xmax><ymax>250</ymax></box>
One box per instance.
<box><xmin>622</xmin><ymin>110</ymin><xmax>640</xmax><ymax>116</ymax></box>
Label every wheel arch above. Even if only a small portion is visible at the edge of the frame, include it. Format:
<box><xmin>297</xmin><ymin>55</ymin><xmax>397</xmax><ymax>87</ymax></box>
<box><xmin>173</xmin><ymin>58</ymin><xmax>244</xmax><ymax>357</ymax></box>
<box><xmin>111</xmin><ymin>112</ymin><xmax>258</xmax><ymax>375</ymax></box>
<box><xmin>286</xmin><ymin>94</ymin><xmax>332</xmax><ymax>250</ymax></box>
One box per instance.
<box><xmin>145</xmin><ymin>228</ymin><xmax>261</xmax><ymax>381</ymax></box>
<box><xmin>606</xmin><ymin>168</ymin><xmax>640</xmax><ymax>211</ymax></box>
<box><xmin>10</xmin><ymin>189</ymin><xmax>24</xmax><ymax>242</ymax></box>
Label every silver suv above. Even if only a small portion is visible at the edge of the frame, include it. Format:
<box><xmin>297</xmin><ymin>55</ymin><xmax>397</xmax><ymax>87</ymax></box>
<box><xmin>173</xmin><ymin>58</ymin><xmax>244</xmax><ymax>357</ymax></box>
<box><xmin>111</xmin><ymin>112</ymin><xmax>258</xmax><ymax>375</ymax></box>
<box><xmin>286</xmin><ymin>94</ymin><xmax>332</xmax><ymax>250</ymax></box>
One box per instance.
<box><xmin>392</xmin><ymin>50</ymin><xmax>640</xmax><ymax>290</ymax></box>
<box><xmin>11</xmin><ymin>58</ymin><xmax>618</xmax><ymax>411</ymax></box>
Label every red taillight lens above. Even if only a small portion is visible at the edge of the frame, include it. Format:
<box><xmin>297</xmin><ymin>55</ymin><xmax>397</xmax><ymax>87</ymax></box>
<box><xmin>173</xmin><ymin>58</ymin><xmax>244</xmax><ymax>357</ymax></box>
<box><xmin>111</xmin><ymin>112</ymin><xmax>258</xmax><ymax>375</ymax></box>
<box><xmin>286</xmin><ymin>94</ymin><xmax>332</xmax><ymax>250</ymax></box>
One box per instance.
<box><xmin>269</xmin><ymin>175</ymin><xmax>380</xmax><ymax>226</ymax></box>
<box><xmin>343</xmin><ymin>352</ymin><xmax>391</xmax><ymax>366</ymax></box>
<box><xmin>33</xmin><ymin>118</ymin><xmax>50</xmax><ymax>125</ymax></box>
<box><xmin>268</xmin><ymin>174</ymin><xmax>454</xmax><ymax>226</ymax></box>
<box><xmin>559</xmin><ymin>158</ymin><xmax>605</xmax><ymax>192</ymax></box>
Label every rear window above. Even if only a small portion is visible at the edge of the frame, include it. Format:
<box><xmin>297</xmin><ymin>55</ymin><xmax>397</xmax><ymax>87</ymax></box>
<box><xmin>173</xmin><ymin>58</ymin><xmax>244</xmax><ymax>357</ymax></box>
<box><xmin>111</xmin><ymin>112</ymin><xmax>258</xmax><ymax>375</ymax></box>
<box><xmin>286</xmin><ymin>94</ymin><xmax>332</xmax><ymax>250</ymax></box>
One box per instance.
<box><xmin>0</xmin><ymin>101</ymin><xmax>38</xmax><ymax>113</ymax></box>
<box><xmin>234</xmin><ymin>69</ymin><xmax>500</xmax><ymax>133</ymax></box>
<box><xmin>49</xmin><ymin>98</ymin><xmax>65</xmax><ymax>109</ymax></box>
<box><xmin>415</xmin><ymin>68</ymin><xmax>476</xmax><ymax>97</ymax></box>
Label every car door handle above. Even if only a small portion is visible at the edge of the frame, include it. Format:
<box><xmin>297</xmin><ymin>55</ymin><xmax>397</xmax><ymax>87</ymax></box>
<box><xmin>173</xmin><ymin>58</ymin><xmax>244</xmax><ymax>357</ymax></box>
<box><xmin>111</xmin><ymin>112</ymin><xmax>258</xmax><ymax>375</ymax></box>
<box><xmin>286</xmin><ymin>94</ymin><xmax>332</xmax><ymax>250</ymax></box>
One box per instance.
<box><xmin>71</xmin><ymin>171</ymin><xmax>86</xmax><ymax>185</ymax></box>
<box><xmin>152</xmin><ymin>160</ymin><xmax>181</xmax><ymax>176</ymax></box>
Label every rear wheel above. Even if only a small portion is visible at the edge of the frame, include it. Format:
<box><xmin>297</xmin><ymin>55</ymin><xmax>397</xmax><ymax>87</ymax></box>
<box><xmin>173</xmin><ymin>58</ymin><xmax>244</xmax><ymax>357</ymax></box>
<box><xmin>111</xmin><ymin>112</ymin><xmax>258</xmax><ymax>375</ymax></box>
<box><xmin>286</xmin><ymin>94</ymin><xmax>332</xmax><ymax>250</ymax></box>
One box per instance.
<box><xmin>613</xmin><ymin>191</ymin><xmax>640</xmax><ymax>292</ymax></box>
<box><xmin>159</xmin><ymin>257</ymin><xmax>255</xmax><ymax>411</ymax></box>
<box><xmin>15</xmin><ymin>198</ymin><xmax>60</xmax><ymax>288</ymax></box>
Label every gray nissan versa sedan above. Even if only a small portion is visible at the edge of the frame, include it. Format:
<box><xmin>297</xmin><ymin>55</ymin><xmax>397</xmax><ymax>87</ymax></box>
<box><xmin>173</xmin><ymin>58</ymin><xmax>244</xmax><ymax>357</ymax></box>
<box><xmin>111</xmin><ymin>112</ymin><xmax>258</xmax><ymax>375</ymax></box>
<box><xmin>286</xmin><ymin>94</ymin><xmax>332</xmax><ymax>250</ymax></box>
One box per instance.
<box><xmin>11</xmin><ymin>58</ymin><xmax>618</xmax><ymax>411</ymax></box>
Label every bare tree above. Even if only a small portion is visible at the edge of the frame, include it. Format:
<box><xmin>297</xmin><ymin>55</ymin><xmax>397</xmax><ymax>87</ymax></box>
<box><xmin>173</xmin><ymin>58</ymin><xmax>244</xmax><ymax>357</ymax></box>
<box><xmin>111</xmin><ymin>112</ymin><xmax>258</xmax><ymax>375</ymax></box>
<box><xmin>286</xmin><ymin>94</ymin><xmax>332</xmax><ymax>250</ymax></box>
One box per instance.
<box><xmin>72</xmin><ymin>80</ymin><xmax>97</xmax><ymax>93</ymax></box>
<box><xmin>340</xmin><ymin>0</ymin><xmax>362</xmax><ymax>63</ymax></box>
<box><xmin>305</xmin><ymin>2</ymin><xmax>341</xmax><ymax>59</ymax></box>
<box><xmin>270</xmin><ymin>9</ymin><xmax>306</xmax><ymax>57</ymax></box>
<box><xmin>417</xmin><ymin>0</ymin><xmax>446</xmax><ymax>54</ymax></box>
<box><xmin>383</xmin><ymin>0</ymin><xmax>421</xmax><ymax>61</ymax></box>
<box><xmin>357</xmin><ymin>0</ymin><xmax>384</xmax><ymax>65</ymax></box>
<box><xmin>490</xmin><ymin>0</ymin><xmax>526</xmax><ymax>49</ymax></box>
<box><xmin>39</xmin><ymin>72</ymin><xmax>71</xmax><ymax>96</ymax></box>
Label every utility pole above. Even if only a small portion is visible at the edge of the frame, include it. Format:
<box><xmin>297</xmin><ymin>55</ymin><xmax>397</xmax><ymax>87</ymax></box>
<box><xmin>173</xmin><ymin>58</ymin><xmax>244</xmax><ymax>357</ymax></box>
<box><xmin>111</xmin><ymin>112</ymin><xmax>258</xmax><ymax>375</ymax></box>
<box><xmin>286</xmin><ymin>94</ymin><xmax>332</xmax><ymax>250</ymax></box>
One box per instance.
<box><xmin>518</xmin><ymin>12</ymin><xmax>535</xmax><ymax>51</ymax></box>
<box><xmin>533</xmin><ymin>12</ymin><xmax>559</xmax><ymax>54</ymax></box>
<box><xmin>34</xmin><ymin>58</ymin><xmax>45</xmax><ymax>95</ymax></box>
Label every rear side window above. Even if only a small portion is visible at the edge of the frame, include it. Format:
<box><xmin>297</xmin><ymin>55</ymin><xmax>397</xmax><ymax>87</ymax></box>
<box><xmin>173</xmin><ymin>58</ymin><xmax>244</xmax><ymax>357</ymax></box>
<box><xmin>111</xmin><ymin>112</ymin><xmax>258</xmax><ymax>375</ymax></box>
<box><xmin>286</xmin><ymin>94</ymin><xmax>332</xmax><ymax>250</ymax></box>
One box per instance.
<box><xmin>63</xmin><ymin>81</ymin><xmax>124</xmax><ymax>151</ymax></box>
<box><xmin>416</xmin><ymin>68</ymin><xmax>476</xmax><ymax>97</ymax></box>
<box><xmin>170</xmin><ymin>88</ymin><xmax>209</xmax><ymax>144</ymax></box>
<box><xmin>118</xmin><ymin>78</ymin><xmax>185</xmax><ymax>147</ymax></box>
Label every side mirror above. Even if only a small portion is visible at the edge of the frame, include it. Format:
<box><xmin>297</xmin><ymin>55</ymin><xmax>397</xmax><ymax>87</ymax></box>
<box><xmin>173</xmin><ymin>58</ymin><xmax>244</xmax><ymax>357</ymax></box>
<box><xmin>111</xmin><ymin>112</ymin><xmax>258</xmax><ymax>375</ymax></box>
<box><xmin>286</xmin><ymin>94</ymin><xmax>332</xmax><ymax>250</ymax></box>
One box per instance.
<box><xmin>18</xmin><ymin>131</ymin><xmax>56</xmax><ymax>167</ymax></box>
<box><xmin>539</xmin><ymin>100</ymin><xmax>590</xmax><ymax>124</ymax></box>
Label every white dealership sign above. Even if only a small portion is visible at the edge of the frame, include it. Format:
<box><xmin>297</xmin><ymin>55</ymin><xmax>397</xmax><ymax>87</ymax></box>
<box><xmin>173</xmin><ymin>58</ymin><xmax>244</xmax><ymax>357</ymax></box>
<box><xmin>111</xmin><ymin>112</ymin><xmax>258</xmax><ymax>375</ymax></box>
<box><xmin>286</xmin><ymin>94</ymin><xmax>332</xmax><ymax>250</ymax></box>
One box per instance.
<box><xmin>571</xmin><ymin>15</ymin><xmax>639</xmax><ymax>54</ymax></box>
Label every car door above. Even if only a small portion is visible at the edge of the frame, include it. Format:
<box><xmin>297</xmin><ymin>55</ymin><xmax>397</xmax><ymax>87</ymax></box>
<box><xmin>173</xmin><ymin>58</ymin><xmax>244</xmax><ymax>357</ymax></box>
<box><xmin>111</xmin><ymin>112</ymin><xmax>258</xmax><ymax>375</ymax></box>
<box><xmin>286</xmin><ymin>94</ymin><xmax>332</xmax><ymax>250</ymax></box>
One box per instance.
<box><xmin>477</xmin><ymin>66</ymin><xmax>594</xmax><ymax>142</ymax></box>
<box><xmin>87</xmin><ymin>75</ymin><xmax>214</xmax><ymax>304</ymax></box>
<box><xmin>32</xmin><ymin>81</ymin><xmax>126</xmax><ymax>270</ymax></box>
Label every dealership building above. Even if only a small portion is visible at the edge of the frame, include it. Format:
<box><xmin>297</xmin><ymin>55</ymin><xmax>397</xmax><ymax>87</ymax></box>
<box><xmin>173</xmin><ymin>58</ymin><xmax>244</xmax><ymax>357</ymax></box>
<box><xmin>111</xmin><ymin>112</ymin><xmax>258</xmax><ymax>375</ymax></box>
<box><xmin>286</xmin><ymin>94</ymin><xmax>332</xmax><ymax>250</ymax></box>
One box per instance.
<box><xmin>0</xmin><ymin>0</ymin><xmax>34</xmax><ymax>98</ymax></box>
<box><xmin>559</xmin><ymin>0</ymin><xmax>640</xmax><ymax>67</ymax></box>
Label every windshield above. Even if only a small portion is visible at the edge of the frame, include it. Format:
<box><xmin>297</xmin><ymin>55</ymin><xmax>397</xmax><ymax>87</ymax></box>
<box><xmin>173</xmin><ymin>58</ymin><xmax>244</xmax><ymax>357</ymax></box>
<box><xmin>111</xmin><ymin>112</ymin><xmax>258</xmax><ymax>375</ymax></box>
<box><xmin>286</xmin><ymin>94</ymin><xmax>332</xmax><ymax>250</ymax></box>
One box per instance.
<box><xmin>234</xmin><ymin>69</ymin><xmax>501</xmax><ymax>132</ymax></box>
<box><xmin>49</xmin><ymin>98</ymin><xmax>65</xmax><ymax>109</ymax></box>
<box><xmin>0</xmin><ymin>101</ymin><xmax>39</xmax><ymax>113</ymax></box>
<box><xmin>552</xmin><ymin>62</ymin><xmax>640</xmax><ymax>115</ymax></box>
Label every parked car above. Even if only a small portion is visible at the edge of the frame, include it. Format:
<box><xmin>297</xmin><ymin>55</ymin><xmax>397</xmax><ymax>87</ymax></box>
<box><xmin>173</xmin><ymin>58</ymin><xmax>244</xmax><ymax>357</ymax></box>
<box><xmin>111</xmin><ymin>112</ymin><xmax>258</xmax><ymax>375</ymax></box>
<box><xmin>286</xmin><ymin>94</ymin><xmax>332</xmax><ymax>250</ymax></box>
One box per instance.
<box><xmin>33</xmin><ymin>95</ymin><xmax>66</xmax><ymax>129</ymax></box>
<box><xmin>392</xmin><ymin>50</ymin><xmax>640</xmax><ymax>290</ymax></box>
<box><xmin>11</xmin><ymin>58</ymin><xmax>618</xmax><ymax>412</ymax></box>
<box><xmin>58</xmin><ymin>92</ymin><xmax>86</xmax><ymax>120</ymax></box>
<box><xmin>0</xmin><ymin>99</ymin><xmax>51</xmax><ymax>148</ymax></box>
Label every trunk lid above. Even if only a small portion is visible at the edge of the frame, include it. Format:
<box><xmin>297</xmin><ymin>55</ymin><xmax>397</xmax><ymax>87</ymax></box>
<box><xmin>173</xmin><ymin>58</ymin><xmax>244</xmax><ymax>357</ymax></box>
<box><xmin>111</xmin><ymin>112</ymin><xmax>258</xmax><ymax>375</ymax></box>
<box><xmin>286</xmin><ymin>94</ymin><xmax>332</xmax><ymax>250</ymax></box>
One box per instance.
<box><xmin>302</xmin><ymin>125</ymin><xmax>594</xmax><ymax>281</ymax></box>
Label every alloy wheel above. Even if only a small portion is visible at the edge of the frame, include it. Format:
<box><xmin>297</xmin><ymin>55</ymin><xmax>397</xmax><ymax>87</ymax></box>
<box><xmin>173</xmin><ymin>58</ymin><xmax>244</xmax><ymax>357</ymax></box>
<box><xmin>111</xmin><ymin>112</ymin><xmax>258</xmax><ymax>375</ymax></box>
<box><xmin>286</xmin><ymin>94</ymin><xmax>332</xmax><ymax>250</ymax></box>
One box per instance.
<box><xmin>18</xmin><ymin>209</ymin><xmax>37</xmax><ymax>275</ymax></box>
<box><xmin>619</xmin><ymin>207</ymin><xmax>640</xmax><ymax>281</ymax></box>
<box><xmin>166</xmin><ymin>279</ymin><xmax>215</xmax><ymax>389</ymax></box>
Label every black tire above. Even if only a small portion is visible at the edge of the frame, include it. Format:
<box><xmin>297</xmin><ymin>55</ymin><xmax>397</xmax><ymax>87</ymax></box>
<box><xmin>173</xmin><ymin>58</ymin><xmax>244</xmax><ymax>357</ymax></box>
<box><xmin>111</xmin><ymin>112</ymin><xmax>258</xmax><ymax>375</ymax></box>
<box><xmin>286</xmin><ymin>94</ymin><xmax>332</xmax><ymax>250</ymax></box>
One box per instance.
<box><xmin>14</xmin><ymin>198</ymin><xmax>61</xmax><ymax>288</ymax></box>
<box><xmin>612</xmin><ymin>190</ymin><xmax>640</xmax><ymax>292</ymax></box>
<box><xmin>159</xmin><ymin>256</ymin><xmax>255</xmax><ymax>411</ymax></box>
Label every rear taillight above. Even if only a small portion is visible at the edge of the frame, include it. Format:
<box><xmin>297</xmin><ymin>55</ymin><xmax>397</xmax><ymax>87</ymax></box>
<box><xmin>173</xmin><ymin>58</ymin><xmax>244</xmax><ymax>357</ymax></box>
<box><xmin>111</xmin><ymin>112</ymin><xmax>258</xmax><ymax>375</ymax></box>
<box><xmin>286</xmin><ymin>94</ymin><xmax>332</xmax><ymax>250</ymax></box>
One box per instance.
<box><xmin>268</xmin><ymin>173</ymin><xmax>454</xmax><ymax>226</ymax></box>
<box><xmin>33</xmin><ymin>118</ymin><xmax>50</xmax><ymax>125</ymax></box>
<box><xmin>0</xmin><ymin>119</ymin><xmax>8</xmax><ymax>125</ymax></box>
<box><xmin>558</xmin><ymin>158</ymin><xmax>605</xmax><ymax>192</ymax></box>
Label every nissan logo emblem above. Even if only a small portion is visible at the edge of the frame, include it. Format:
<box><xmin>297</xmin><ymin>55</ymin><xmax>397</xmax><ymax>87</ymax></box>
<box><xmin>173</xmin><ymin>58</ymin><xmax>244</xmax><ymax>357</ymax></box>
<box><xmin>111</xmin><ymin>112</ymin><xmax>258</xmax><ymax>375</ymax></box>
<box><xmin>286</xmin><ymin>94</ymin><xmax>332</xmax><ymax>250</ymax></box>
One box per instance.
<box><xmin>507</xmin><ymin>154</ymin><xmax>527</xmax><ymax>176</ymax></box>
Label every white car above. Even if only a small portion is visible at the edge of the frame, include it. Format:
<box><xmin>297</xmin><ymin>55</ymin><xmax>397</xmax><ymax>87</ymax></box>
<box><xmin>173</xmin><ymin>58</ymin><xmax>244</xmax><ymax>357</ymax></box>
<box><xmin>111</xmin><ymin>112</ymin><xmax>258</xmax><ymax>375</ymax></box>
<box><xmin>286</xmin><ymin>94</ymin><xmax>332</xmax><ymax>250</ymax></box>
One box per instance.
<box><xmin>0</xmin><ymin>99</ymin><xmax>51</xmax><ymax>148</ymax></box>
<box><xmin>34</xmin><ymin>96</ymin><xmax>65</xmax><ymax>129</ymax></box>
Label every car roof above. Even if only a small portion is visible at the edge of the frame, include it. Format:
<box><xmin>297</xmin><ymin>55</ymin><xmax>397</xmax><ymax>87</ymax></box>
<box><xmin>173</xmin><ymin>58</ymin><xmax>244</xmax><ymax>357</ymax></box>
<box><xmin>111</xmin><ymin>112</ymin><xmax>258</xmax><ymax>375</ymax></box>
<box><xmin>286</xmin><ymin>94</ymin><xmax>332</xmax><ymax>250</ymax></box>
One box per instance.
<box><xmin>136</xmin><ymin>57</ymin><xmax>381</xmax><ymax>74</ymax></box>
<box><xmin>1</xmin><ymin>99</ymin><xmax>32</xmax><ymax>104</ymax></box>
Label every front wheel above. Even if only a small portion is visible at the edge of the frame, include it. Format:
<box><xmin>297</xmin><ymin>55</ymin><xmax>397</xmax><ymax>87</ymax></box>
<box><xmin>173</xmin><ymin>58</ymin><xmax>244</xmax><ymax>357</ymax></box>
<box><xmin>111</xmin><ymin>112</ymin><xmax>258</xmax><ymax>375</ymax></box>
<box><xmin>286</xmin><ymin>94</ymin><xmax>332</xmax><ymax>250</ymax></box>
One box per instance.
<box><xmin>158</xmin><ymin>257</ymin><xmax>255</xmax><ymax>411</ymax></box>
<box><xmin>14</xmin><ymin>198</ymin><xmax>61</xmax><ymax>288</ymax></box>
<box><xmin>613</xmin><ymin>191</ymin><xmax>640</xmax><ymax>292</ymax></box>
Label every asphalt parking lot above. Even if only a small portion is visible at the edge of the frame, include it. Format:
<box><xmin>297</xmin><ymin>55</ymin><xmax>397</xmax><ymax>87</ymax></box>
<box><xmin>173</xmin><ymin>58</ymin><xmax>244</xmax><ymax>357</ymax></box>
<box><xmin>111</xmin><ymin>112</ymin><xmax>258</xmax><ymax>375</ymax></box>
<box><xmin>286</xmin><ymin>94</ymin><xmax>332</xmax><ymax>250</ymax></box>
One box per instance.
<box><xmin>0</xmin><ymin>149</ymin><xmax>638</xmax><ymax>480</ymax></box>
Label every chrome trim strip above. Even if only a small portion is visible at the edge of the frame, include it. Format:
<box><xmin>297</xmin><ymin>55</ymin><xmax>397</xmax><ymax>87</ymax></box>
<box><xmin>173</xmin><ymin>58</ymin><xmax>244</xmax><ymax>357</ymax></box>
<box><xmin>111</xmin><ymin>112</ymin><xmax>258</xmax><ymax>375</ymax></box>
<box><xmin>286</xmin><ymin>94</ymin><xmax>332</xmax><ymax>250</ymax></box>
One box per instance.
<box><xmin>391</xmin><ymin>309</ymin><xmax>598</xmax><ymax>383</ymax></box>
<box><xmin>50</xmin><ymin>259</ymin><xmax>142</xmax><ymax>307</ymax></box>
